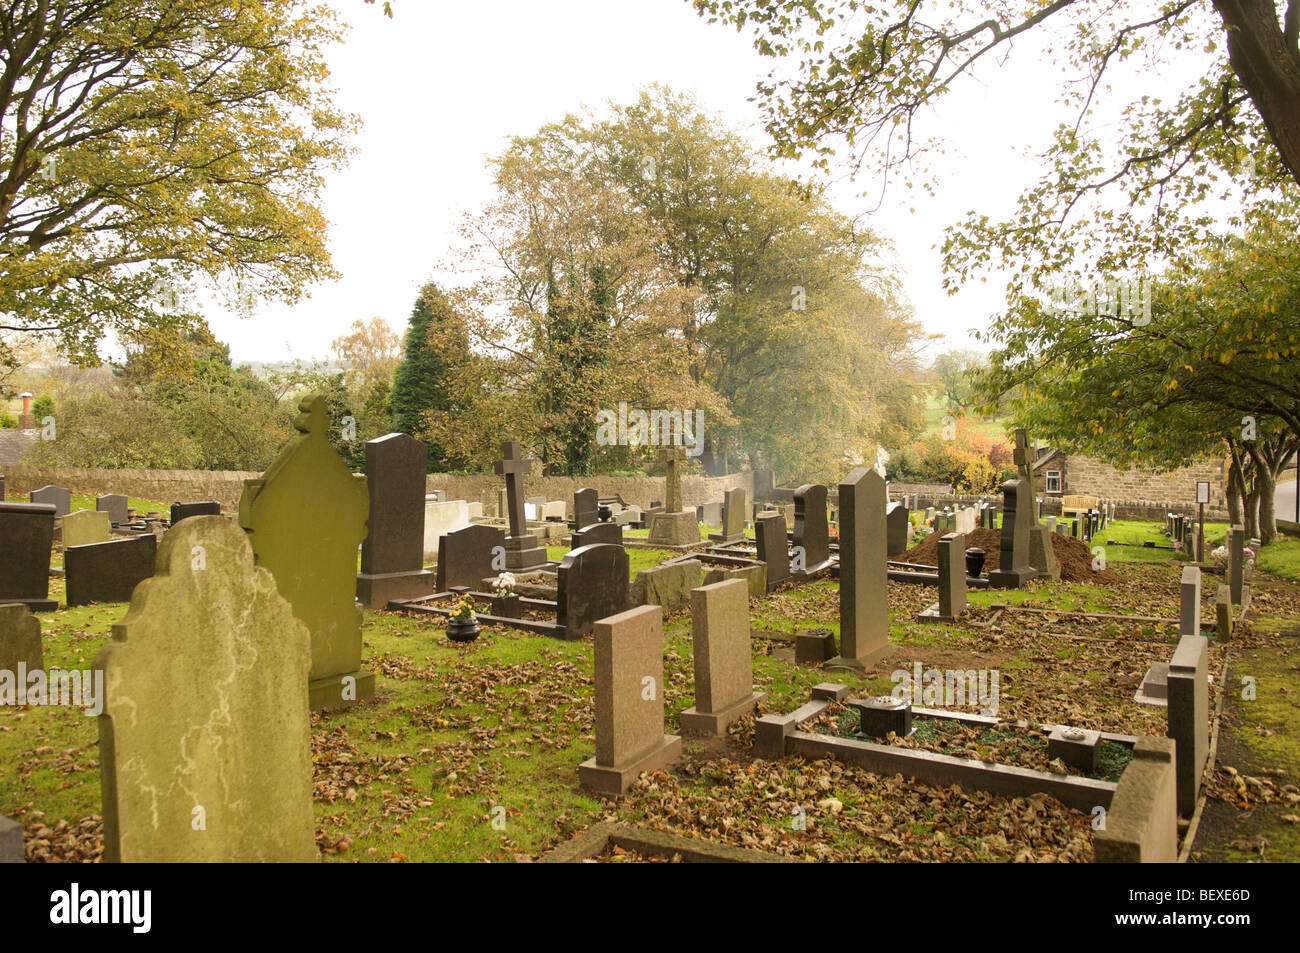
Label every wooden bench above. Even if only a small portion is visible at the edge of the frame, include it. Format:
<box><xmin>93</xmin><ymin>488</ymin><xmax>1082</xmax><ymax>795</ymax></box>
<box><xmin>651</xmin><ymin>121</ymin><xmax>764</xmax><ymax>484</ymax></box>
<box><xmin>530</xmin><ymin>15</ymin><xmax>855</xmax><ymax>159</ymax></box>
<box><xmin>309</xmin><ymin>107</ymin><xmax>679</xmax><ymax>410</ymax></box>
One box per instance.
<box><xmin>1061</xmin><ymin>494</ymin><xmax>1100</xmax><ymax>518</ymax></box>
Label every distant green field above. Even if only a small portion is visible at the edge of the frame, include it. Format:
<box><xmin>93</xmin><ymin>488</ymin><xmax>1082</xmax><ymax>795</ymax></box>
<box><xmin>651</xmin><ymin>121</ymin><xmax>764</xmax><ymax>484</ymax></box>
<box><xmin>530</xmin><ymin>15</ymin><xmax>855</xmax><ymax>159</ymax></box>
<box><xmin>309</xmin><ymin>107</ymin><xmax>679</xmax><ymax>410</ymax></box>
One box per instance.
<box><xmin>920</xmin><ymin>391</ymin><xmax>1007</xmax><ymax>442</ymax></box>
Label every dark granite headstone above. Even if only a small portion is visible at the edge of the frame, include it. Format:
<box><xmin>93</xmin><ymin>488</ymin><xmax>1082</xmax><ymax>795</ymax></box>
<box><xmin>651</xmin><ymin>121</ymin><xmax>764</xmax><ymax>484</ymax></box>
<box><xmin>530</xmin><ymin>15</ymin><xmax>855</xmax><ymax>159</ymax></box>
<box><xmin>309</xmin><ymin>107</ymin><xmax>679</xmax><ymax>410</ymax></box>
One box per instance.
<box><xmin>171</xmin><ymin>500</ymin><xmax>222</xmax><ymax>524</ymax></box>
<box><xmin>754</xmin><ymin>513</ymin><xmax>789</xmax><ymax>590</ymax></box>
<box><xmin>0</xmin><ymin>501</ymin><xmax>57</xmax><ymax>611</ymax></box>
<box><xmin>573</xmin><ymin>488</ymin><xmax>599</xmax><ymax>531</ymax></box>
<box><xmin>30</xmin><ymin>485</ymin><xmax>71</xmax><ymax>517</ymax></box>
<box><xmin>988</xmin><ymin>479</ymin><xmax>1036</xmax><ymax>589</ymax></box>
<box><xmin>793</xmin><ymin>483</ymin><xmax>831</xmax><ymax>573</ymax></box>
<box><xmin>572</xmin><ymin>521</ymin><xmax>623</xmax><ymax>548</ymax></box>
<box><xmin>436</xmin><ymin>523</ymin><xmax>506</xmax><ymax>592</ymax></box>
<box><xmin>556</xmin><ymin>543</ymin><xmax>629</xmax><ymax>640</ymax></box>
<box><xmin>65</xmin><ymin>534</ymin><xmax>157</xmax><ymax>606</ymax></box>
<box><xmin>885</xmin><ymin>502</ymin><xmax>910</xmax><ymax>557</ymax></box>
<box><xmin>357</xmin><ymin>432</ymin><xmax>436</xmax><ymax>608</ymax></box>
<box><xmin>96</xmin><ymin>494</ymin><xmax>129</xmax><ymax>527</ymax></box>
<box><xmin>494</xmin><ymin>441</ymin><xmax>548</xmax><ymax>571</ymax></box>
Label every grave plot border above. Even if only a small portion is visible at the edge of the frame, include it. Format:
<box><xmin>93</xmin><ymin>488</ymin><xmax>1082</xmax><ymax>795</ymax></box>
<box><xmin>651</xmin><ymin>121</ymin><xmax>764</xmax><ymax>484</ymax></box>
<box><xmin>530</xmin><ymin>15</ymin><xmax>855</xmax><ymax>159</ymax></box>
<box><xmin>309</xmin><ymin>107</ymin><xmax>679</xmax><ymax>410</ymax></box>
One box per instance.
<box><xmin>538</xmin><ymin>821</ymin><xmax>794</xmax><ymax>863</ymax></box>
<box><xmin>755</xmin><ymin>684</ymin><xmax>1121</xmax><ymax>813</ymax></box>
<box><xmin>389</xmin><ymin>588</ymin><xmax>566</xmax><ymax>638</ymax></box>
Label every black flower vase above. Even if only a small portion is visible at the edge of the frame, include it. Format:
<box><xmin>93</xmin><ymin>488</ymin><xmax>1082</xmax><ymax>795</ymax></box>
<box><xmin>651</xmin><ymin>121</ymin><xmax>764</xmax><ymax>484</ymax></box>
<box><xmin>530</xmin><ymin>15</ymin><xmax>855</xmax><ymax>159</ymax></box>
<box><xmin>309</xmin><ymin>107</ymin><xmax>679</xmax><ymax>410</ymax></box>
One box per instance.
<box><xmin>446</xmin><ymin>614</ymin><xmax>481</xmax><ymax>642</ymax></box>
<box><xmin>491</xmin><ymin>594</ymin><xmax>521</xmax><ymax>619</ymax></box>
<box><xmin>965</xmin><ymin>547</ymin><xmax>987</xmax><ymax>579</ymax></box>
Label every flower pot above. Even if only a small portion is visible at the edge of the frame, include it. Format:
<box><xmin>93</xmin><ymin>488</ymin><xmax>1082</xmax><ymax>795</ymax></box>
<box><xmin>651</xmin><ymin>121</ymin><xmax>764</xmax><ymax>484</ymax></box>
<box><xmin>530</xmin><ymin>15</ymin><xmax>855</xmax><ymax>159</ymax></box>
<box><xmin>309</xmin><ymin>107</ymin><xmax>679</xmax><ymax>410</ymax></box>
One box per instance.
<box><xmin>491</xmin><ymin>594</ymin><xmax>520</xmax><ymax>619</ymax></box>
<box><xmin>446</xmin><ymin>615</ymin><xmax>481</xmax><ymax>642</ymax></box>
<box><xmin>965</xmin><ymin>547</ymin><xmax>986</xmax><ymax>578</ymax></box>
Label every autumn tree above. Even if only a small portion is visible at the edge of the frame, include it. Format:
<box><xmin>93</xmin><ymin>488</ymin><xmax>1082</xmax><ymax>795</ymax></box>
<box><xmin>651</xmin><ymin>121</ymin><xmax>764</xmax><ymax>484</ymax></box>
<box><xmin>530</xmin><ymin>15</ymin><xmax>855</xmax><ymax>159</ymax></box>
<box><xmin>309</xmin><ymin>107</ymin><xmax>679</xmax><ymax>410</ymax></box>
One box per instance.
<box><xmin>0</xmin><ymin>0</ymin><xmax>356</xmax><ymax>371</ymax></box>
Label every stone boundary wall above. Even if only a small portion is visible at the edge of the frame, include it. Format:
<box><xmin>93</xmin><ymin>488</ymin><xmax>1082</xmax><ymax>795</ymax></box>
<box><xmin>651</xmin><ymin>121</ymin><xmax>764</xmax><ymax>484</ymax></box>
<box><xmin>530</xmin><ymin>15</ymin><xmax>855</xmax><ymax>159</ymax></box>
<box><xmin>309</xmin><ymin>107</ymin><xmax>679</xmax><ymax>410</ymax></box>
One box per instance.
<box><xmin>893</xmin><ymin>490</ymin><xmax>1230</xmax><ymax>523</ymax></box>
<box><xmin>0</xmin><ymin>464</ymin><xmax>754</xmax><ymax>514</ymax></box>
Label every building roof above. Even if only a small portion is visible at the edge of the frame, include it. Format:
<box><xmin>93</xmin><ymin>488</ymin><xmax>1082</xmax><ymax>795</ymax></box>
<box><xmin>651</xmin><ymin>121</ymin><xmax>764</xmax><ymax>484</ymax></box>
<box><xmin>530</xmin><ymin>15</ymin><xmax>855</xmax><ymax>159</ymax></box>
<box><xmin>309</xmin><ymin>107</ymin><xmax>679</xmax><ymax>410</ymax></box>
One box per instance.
<box><xmin>0</xmin><ymin>428</ymin><xmax>38</xmax><ymax>466</ymax></box>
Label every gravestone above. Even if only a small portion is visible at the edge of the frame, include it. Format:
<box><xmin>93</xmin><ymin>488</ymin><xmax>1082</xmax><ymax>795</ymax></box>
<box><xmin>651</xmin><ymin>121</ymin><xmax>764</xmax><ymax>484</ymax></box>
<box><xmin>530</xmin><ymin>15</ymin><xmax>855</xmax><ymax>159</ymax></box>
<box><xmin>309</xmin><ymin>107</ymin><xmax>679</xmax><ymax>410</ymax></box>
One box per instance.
<box><xmin>696</xmin><ymin>501</ymin><xmax>722</xmax><ymax>525</ymax></box>
<box><xmin>578</xmin><ymin>605</ymin><xmax>682</xmax><ymax>796</ymax></box>
<box><xmin>679</xmin><ymin>579</ymin><xmax>764</xmax><ymax>735</ymax></box>
<box><xmin>573</xmin><ymin>488</ymin><xmax>599</xmax><ymax>531</ymax></box>
<box><xmin>793</xmin><ymin>484</ymin><xmax>831</xmax><ymax>574</ymax></box>
<box><xmin>1180</xmin><ymin>566</ymin><xmax>1201</xmax><ymax>637</ymax></box>
<box><xmin>988</xmin><ymin>479</ymin><xmax>1036</xmax><ymax>589</ymax></box>
<box><xmin>1028</xmin><ymin>521</ymin><xmax>1060</xmax><ymax>581</ymax></box>
<box><xmin>921</xmin><ymin>532</ymin><xmax>967</xmax><ymax>623</ymax></box>
<box><xmin>647</xmin><ymin>446</ymin><xmax>698</xmax><ymax>546</ymax></box>
<box><xmin>356</xmin><ymin>433</ymin><xmax>436</xmax><ymax>609</ymax></box>
<box><xmin>833</xmin><ymin>468</ymin><xmax>889</xmax><ymax>667</ymax></box>
<box><xmin>239</xmin><ymin>396</ymin><xmax>372</xmax><ymax>712</ymax></box>
<box><xmin>170</xmin><ymin>500</ymin><xmax>221</xmax><ymax>524</ymax></box>
<box><xmin>436</xmin><ymin>523</ymin><xmax>506</xmax><ymax>592</ymax></box>
<box><xmin>0</xmin><ymin>474</ymin><xmax>4</xmax><ymax>500</ymax></box>
<box><xmin>96</xmin><ymin>494</ymin><xmax>129</xmax><ymax>527</ymax></box>
<box><xmin>30</xmin><ymin>485</ymin><xmax>70</xmax><ymax>517</ymax></box>
<box><xmin>494</xmin><ymin>441</ymin><xmax>549</xmax><ymax>572</ymax></box>
<box><xmin>1166</xmin><ymin>634</ymin><xmax>1209</xmax><ymax>816</ymax></box>
<box><xmin>0</xmin><ymin>815</ymin><xmax>20</xmax><ymax>863</ymax></box>
<box><xmin>61</xmin><ymin>509</ymin><xmax>111</xmax><ymax>549</ymax></box>
<box><xmin>65</xmin><ymin>535</ymin><xmax>157</xmax><ymax>606</ymax></box>
<box><xmin>0</xmin><ymin>502</ymin><xmax>57</xmax><ymax>611</ymax></box>
<box><xmin>754</xmin><ymin>513</ymin><xmax>790</xmax><ymax>591</ymax></box>
<box><xmin>708</xmin><ymin>487</ymin><xmax>747</xmax><ymax>543</ymax></box>
<box><xmin>496</xmin><ymin>486</ymin><xmax>508</xmax><ymax>520</ymax></box>
<box><xmin>0</xmin><ymin>603</ymin><xmax>44</xmax><ymax>680</ymax></box>
<box><xmin>557</xmin><ymin>543</ymin><xmax>630</xmax><ymax>640</ymax></box>
<box><xmin>423</xmin><ymin>497</ymin><xmax>472</xmax><ymax>556</ymax></box>
<box><xmin>1228</xmin><ymin>524</ymin><xmax>1245</xmax><ymax>605</ymax></box>
<box><xmin>885</xmin><ymin>502</ymin><xmax>910</xmax><ymax>557</ymax></box>
<box><xmin>571</xmin><ymin>521</ymin><xmax>623</xmax><ymax>549</ymax></box>
<box><xmin>628</xmin><ymin>558</ymin><xmax>702</xmax><ymax>612</ymax></box>
<box><xmin>94</xmin><ymin>517</ymin><xmax>316</xmax><ymax>862</ymax></box>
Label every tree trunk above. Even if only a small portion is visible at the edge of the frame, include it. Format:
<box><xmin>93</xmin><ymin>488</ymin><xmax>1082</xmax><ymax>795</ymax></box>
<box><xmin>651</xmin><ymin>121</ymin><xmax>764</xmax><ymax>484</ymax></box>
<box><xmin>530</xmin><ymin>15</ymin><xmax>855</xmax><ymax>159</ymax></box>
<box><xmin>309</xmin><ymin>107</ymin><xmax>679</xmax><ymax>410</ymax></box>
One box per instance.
<box><xmin>1257</xmin><ymin>465</ymin><xmax>1277</xmax><ymax>543</ymax></box>
<box><xmin>1213</xmin><ymin>0</ymin><xmax>1300</xmax><ymax>186</ymax></box>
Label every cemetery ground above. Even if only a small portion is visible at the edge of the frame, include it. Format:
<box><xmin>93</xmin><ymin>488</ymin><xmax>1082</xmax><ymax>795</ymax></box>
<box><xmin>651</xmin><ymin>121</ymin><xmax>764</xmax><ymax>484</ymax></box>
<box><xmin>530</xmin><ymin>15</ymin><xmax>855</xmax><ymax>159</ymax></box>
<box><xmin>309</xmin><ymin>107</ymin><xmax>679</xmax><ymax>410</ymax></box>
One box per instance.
<box><xmin>4</xmin><ymin>516</ymin><xmax>1299</xmax><ymax>863</ymax></box>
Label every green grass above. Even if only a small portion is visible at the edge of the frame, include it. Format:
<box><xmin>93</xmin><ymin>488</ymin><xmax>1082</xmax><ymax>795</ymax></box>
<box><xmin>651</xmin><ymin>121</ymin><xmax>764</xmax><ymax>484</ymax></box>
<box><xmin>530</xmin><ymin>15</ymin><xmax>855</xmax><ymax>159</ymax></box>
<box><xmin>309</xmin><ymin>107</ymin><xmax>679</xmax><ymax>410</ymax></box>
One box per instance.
<box><xmin>67</xmin><ymin>493</ymin><xmax>170</xmax><ymax>517</ymax></box>
<box><xmin>1257</xmin><ymin>533</ymin><xmax>1300</xmax><ymax>582</ymax></box>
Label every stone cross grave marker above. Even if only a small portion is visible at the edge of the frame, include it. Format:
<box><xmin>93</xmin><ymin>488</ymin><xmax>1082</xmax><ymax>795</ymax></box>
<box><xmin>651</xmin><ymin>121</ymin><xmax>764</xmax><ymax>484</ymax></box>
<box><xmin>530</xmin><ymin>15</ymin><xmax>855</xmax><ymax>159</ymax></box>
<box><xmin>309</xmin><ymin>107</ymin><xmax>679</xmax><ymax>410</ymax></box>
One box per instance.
<box><xmin>679</xmin><ymin>579</ymin><xmax>764</xmax><ymax>735</ymax></box>
<box><xmin>989</xmin><ymin>479</ymin><xmax>1036</xmax><ymax>588</ymax></box>
<box><xmin>578</xmin><ymin>605</ymin><xmax>683</xmax><ymax>796</ymax></box>
<box><xmin>1013</xmin><ymin>428</ymin><xmax>1037</xmax><ymax>510</ymax></box>
<box><xmin>239</xmin><ymin>395</ymin><xmax>371</xmax><ymax>712</ymax></box>
<box><xmin>648</xmin><ymin>445</ymin><xmax>699</xmax><ymax>546</ymax></box>
<box><xmin>493</xmin><ymin>440</ymin><xmax>549</xmax><ymax>572</ymax></box>
<box><xmin>832</xmin><ymin>468</ymin><xmax>889</xmax><ymax>667</ymax></box>
<box><xmin>95</xmin><ymin>516</ymin><xmax>316</xmax><ymax>862</ymax></box>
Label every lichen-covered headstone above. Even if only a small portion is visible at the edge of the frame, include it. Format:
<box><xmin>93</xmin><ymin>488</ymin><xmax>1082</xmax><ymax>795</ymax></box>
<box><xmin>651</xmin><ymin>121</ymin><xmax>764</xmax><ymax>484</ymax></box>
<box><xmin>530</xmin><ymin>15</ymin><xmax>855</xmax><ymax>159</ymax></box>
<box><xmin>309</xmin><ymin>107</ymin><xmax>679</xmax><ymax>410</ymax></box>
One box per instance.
<box><xmin>94</xmin><ymin>517</ymin><xmax>317</xmax><ymax>862</ymax></box>
<box><xmin>239</xmin><ymin>396</ymin><xmax>371</xmax><ymax>711</ymax></box>
<box><xmin>61</xmin><ymin>509</ymin><xmax>111</xmax><ymax>549</ymax></box>
<box><xmin>0</xmin><ymin>603</ymin><xmax>44</xmax><ymax>679</ymax></box>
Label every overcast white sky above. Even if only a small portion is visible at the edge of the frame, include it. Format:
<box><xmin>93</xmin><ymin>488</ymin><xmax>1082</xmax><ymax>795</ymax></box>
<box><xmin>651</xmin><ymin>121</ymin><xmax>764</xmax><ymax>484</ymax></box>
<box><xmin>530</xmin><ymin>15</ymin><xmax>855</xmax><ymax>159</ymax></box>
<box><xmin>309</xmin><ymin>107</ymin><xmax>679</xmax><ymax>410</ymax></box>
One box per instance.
<box><xmin>205</xmin><ymin>0</ymin><xmax>1131</xmax><ymax>365</ymax></box>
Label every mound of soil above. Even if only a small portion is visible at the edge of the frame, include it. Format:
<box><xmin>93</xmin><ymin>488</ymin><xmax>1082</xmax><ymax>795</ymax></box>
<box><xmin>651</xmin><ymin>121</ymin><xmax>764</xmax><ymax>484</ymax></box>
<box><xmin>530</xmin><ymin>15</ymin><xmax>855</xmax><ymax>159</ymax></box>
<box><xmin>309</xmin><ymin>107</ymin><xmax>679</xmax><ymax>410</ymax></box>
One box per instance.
<box><xmin>898</xmin><ymin>527</ymin><xmax>1119</xmax><ymax>584</ymax></box>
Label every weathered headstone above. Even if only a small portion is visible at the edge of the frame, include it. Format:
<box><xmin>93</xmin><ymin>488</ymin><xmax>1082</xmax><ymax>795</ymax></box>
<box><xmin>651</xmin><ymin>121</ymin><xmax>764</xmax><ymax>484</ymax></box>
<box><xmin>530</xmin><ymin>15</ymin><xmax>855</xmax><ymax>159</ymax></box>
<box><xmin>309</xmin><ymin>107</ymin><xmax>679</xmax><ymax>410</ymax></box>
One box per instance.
<box><xmin>61</xmin><ymin>509</ymin><xmax>111</xmax><ymax>549</ymax></box>
<box><xmin>557</xmin><ymin>543</ymin><xmax>629</xmax><ymax>640</ymax></box>
<box><xmin>708</xmin><ymin>487</ymin><xmax>747</xmax><ymax>543</ymax></box>
<box><xmin>1228</xmin><ymin>524</ymin><xmax>1245</xmax><ymax>605</ymax></box>
<box><xmin>1166</xmin><ymin>634</ymin><xmax>1209</xmax><ymax>816</ymax></box>
<box><xmin>95</xmin><ymin>516</ymin><xmax>317</xmax><ymax>862</ymax></box>
<box><xmin>648</xmin><ymin>446</ymin><xmax>698</xmax><ymax>546</ymax></box>
<box><xmin>679</xmin><ymin>579</ymin><xmax>764</xmax><ymax>735</ymax></box>
<box><xmin>885</xmin><ymin>502</ymin><xmax>910</xmax><ymax>557</ymax></box>
<box><xmin>0</xmin><ymin>603</ymin><xmax>44</xmax><ymax>681</ymax></box>
<box><xmin>578</xmin><ymin>605</ymin><xmax>682</xmax><ymax>796</ymax></box>
<box><xmin>170</xmin><ymin>500</ymin><xmax>222</xmax><ymax>524</ymax></box>
<box><xmin>754</xmin><ymin>513</ymin><xmax>790</xmax><ymax>591</ymax></box>
<box><xmin>1028</xmin><ymin>521</ymin><xmax>1060</xmax><ymax>581</ymax></box>
<box><xmin>436</xmin><ymin>523</ymin><xmax>506</xmax><ymax>592</ymax></box>
<box><xmin>96</xmin><ymin>494</ymin><xmax>129</xmax><ymax>527</ymax></box>
<box><xmin>573</xmin><ymin>488</ymin><xmax>599</xmax><ymax>532</ymax></box>
<box><xmin>696</xmin><ymin>501</ymin><xmax>723</xmax><ymax>525</ymax></box>
<box><xmin>628</xmin><ymin>558</ymin><xmax>701</xmax><ymax>612</ymax></box>
<box><xmin>1215</xmin><ymin>584</ymin><xmax>1233</xmax><ymax>639</ymax></box>
<box><xmin>833</xmin><ymin>468</ymin><xmax>889</xmax><ymax>667</ymax></box>
<box><xmin>932</xmin><ymin>533</ymin><xmax>967</xmax><ymax>622</ymax></box>
<box><xmin>30</xmin><ymin>485</ymin><xmax>70</xmax><ymax>517</ymax></box>
<box><xmin>988</xmin><ymin>479</ymin><xmax>1036</xmax><ymax>589</ymax></box>
<box><xmin>239</xmin><ymin>396</ymin><xmax>372</xmax><ymax>712</ymax></box>
<box><xmin>356</xmin><ymin>433</ymin><xmax>436</xmax><ymax>609</ymax></box>
<box><xmin>793</xmin><ymin>483</ymin><xmax>831</xmax><ymax>574</ymax></box>
<box><xmin>65</xmin><ymin>535</ymin><xmax>157</xmax><ymax>606</ymax></box>
<box><xmin>0</xmin><ymin>502</ymin><xmax>57</xmax><ymax>611</ymax></box>
<box><xmin>494</xmin><ymin>440</ymin><xmax>550</xmax><ymax>572</ymax></box>
<box><xmin>1179</xmin><ymin>566</ymin><xmax>1201</xmax><ymax>638</ymax></box>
